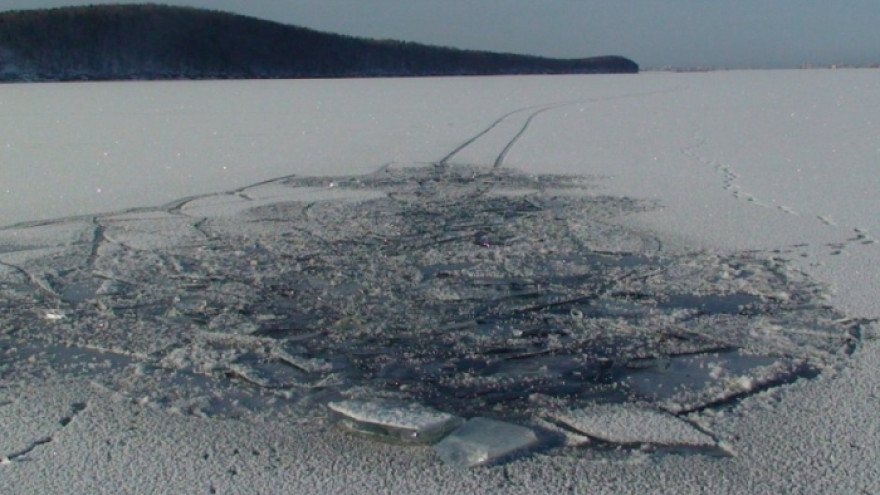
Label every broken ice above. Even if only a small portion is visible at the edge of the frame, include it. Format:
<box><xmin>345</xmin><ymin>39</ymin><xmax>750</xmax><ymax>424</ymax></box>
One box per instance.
<box><xmin>0</xmin><ymin>161</ymin><xmax>862</xmax><ymax>465</ymax></box>
<box><xmin>434</xmin><ymin>417</ymin><xmax>539</xmax><ymax>467</ymax></box>
<box><xmin>328</xmin><ymin>399</ymin><xmax>463</xmax><ymax>445</ymax></box>
<box><xmin>42</xmin><ymin>309</ymin><xmax>66</xmax><ymax>321</ymax></box>
<box><xmin>549</xmin><ymin>403</ymin><xmax>715</xmax><ymax>447</ymax></box>
<box><xmin>625</xmin><ymin>351</ymin><xmax>803</xmax><ymax>414</ymax></box>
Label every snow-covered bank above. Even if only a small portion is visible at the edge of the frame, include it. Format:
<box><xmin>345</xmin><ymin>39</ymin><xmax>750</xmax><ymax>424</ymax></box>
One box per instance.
<box><xmin>2</xmin><ymin>70</ymin><xmax>879</xmax><ymax>494</ymax></box>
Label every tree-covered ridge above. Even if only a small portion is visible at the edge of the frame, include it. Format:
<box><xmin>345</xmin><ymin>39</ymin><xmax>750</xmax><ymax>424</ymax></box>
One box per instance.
<box><xmin>0</xmin><ymin>4</ymin><xmax>638</xmax><ymax>81</ymax></box>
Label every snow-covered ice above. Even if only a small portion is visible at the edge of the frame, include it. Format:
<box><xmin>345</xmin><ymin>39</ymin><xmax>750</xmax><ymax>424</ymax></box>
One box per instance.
<box><xmin>2</xmin><ymin>69</ymin><xmax>880</xmax><ymax>493</ymax></box>
<box><xmin>548</xmin><ymin>403</ymin><xmax>716</xmax><ymax>447</ymax></box>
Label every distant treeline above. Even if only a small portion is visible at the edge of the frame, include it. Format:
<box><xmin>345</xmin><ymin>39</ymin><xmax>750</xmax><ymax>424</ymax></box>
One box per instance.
<box><xmin>0</xmin><ymin>4</ymin><xmax>638</xmax><ymax>82</ymax></box>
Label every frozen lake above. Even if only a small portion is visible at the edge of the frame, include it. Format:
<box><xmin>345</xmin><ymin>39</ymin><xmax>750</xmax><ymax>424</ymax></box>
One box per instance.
<box><xmin>2</xmin><ymin>70</ymin><xmax>880</xmax><ymax>493</ymax></box>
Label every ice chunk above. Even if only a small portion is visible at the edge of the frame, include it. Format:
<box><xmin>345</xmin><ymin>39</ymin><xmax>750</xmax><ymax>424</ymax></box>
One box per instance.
<box><xmin>95</xmin><ymin>278</ymin><xmax>131</xmax><ymax>296</ymax></box>
<box><xmin>328</xmin><ymin>399</ymin><xmax>463</xmax><ymax>445</ymax></box>
<box><xmin>43</xmin><ymin>309</ymin><xmax>66</xmax><ymax>321</ymax></box>
<box><xmin>228</xmin><ymin>360</ymin><xmax>309</xmax><ymax>389</ymax></box>
<box><xmin>549</xmin><ymin>403</ymin><xmax>715</xmax><ymax>447</ymax></box>
<box><xmin>434</xmin><ymin>417</ymin><xmax>539</xmax><ymax>467</ymax></box>
<box><xmin>625</xmin><ymin>351</ymin><xmax>801</xmax><ymax>413</ymax></box>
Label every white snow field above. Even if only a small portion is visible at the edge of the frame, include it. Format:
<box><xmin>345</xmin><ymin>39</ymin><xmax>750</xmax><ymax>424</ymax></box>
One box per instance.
<box><xmin>1</xmin><ymin>70</ymin><xmax>880</xmax><ymax>493</ymax></box>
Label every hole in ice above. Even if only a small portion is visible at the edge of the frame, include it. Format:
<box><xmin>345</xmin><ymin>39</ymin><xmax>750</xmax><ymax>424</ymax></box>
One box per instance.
<box><xmin>1</xmin><ymin>163</ymin><xmax>866</xmax><ymax>462</ymax></box>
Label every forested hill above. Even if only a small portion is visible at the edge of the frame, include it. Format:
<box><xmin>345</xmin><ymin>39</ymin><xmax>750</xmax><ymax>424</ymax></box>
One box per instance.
<box><xmin>0</xmin><ymin>4</ymin><xmax>638</xmax><ymax>82</ymax></box>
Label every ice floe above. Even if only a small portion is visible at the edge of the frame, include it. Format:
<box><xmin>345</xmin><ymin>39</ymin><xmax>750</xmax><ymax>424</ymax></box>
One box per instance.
<box><xmin>434</xmin><ymin>417</ymin><xmax>539</xmax><ymax>467</ymax></box>
<box><xmin>549</xmin><ymin>403</ymin><xmax>715</xmax><ymax>447</ymax></box>
<box><xmin>329</xmin><ymin>399</ymin><xmax>463</xmax><ymax>445</ymax></box>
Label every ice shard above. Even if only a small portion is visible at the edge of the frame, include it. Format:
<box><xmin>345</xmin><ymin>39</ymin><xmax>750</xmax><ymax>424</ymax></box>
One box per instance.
<box><xmin>549</xmin><ymin>403</ymin><xmax>715</xmax><ymax>447</ymax></box>
<box><xmin>433</xmin><ymin>417</ymin><xmax>539</xmax><ymax>467</ymax></box>
<box><xmin>328</xmin><ymin>399</ymin><xmax>463</xmax><ymax>445</ymax></box>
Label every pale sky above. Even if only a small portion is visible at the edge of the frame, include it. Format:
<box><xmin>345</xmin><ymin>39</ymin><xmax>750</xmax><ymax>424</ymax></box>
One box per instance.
<box><xmin>1</xmin><ymin>0</ymin><xmax>878</xmax><ymax>69</ymax></box>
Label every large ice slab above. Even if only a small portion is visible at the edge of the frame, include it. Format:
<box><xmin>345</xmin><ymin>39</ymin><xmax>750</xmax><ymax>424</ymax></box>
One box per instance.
<box><xmin>328</xmin><ymin>399</ymin><xmax>463</xmax><ymax>445</ymax></box>
<box><xmin>433</xmin><ymin>417</ymin><xmax>539</xmax><ymax>467</ymax></box>
<box><xmin>625</xmin><ymin>352</ymin><xmax>803</xmax><ymax>414</ymax></box>
<box><xmin>549</xmin><ymin>403</ymin><xmax>715</xmax><ymax>447</ymax></box>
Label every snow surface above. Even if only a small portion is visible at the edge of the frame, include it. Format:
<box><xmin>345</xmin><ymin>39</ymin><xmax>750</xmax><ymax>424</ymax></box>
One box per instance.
<box><xmin>2</xmin><ymin>70</ymin><xmax>880</xmax><ymax>493</ymax></box>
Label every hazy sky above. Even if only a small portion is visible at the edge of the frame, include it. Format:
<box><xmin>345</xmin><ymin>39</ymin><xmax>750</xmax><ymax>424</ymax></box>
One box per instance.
<box><xmin>1</xmin><ymin>0</ymin><xmax>879</xmax><ymax>69</ymax></box>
